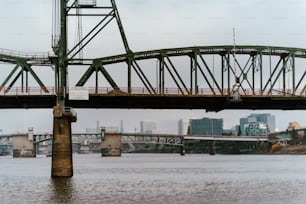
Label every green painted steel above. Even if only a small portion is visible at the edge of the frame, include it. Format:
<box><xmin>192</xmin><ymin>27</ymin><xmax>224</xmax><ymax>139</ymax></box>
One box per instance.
<box><xmin>0</xmin><ymin>0</ymin><xmax>304</xmax><ymax>102</ymax></box>
<box><xmin>73</xmin><ymin>45</ymin><xmax>305</xmax><ymax>97</ymax></box>
<box><xmin>0</xmin><ymin>45</ymin><xmax>305</xmax><ymax>97</ymax></box>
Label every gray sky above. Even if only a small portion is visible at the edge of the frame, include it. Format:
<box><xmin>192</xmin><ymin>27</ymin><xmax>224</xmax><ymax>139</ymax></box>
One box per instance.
<box><xmin>0</xmin><ymin>0</ymin><xmax>305</xmax><ymax>134</ymax></box>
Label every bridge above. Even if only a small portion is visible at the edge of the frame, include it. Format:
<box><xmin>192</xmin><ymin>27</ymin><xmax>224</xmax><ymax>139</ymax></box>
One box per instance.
<box><xmin>0</xmin><ymin>131</ymin><xmax>272</xmax><ymax>156</ymax></box>
<box><xmin>1</xmin><ymin>132</ymin><xmax>269</xmax><ymax>143</ymax></box>
<box><xmin>0</xmin><ymin>0</ymin><xmax>305</xmax><ymax>177</ymax></box>
<box><xmin>0</xmin><ymin>45</ymin><xmax>305</xmax><ymax>110</ymax></box>
<box><xmin>185</xmin><ymin>135</ymin><xmax>268</xmax><ymax>142</ymax></box>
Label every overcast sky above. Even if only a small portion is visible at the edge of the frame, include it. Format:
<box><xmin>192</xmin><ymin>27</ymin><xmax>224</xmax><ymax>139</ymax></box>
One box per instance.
<box><xmin>0</xmin><ymin>0</ymin><xmax>305</xmax><ymax>134</ymax></box>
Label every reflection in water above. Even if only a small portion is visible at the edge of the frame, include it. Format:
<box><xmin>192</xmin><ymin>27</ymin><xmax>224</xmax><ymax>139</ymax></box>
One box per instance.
<box><xmin>50</xmin><ymin>178</ymin><xmax>74</xmax><ymax>203</ymax></box>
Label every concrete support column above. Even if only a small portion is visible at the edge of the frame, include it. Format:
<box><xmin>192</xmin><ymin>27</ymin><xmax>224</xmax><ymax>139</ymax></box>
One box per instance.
<box><xmin>101</xmin><ymin>129</ymin><xmax>122</xmax><ymax>157</ymax></box>
<box><xmin>180</xmin><ymin>137</ymin><xmax>185</xmax><ymax>156</ymax></box>
<box><xmin>51</xmin><ymin>105</ymin><xmax>77</xmax><ymax>177</ymax></box>
<box><xmin>209</xmin><ymin>140</ymin><xmax>216</xmax><ymax>155</ymax></box>
<box><xmin>12</xmin><ymin>133</ymin><xmax>35</xmax><ymax>158</ymax></box>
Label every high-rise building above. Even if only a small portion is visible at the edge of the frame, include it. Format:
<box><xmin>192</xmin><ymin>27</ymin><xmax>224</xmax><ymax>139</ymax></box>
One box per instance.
<box><xmin>140</xmin><ymin>121</ymin><xmax>157</xmax><ymax>134</ymax></box>
<box><xmin>240</xmin><ymin>113</ymin><xmax>275</xmax><ymax>136</ymax></box>
<box><xmin>178</xmin><ymin>119</ymin><xmax>189</xmax><ymax>135</ymax></box>
<box><xmin>190</xmin><ymin>117</ymin><xmax>223</xmax><ymax>136</ymax></box>
<box><xmin>253</xmin><ymin>113</ymin><xmax>275</xmax><ymax>133</ymax></box>
<box><xmin>239</xmin><ymin>118</ymin><xmax>249</xmax><ymax>135</ymax></box>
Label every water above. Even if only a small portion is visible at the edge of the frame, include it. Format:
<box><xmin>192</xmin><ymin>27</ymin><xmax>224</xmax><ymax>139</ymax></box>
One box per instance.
<box><xmin>1</xmin><ymin>154</ymin><xmax>306</xmax><ymax>204</ymax></box>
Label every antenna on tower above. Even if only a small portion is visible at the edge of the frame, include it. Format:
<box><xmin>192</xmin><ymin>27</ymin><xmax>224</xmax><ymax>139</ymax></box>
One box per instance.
<box><xmin>75</xmin><ymin>0</ymin><xmax>83</xmax><ymax>59</ymax></box>
<box><xmin>233</xmin><ymin>27</ymin><xmax>237</xmax><ymax>75</ymax></box>
<box><xmin>52</xmin><ymin>0</ymin><xmax>60</xmax><ymax>54</ymax></box>
<box><xmin>230</xmin><ymin>27</ymin><xmax>242</xmax><ymax>103</ymax></box>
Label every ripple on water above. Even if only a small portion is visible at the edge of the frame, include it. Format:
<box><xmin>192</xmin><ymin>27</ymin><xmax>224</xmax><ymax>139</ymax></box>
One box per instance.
<box><xmin>1</xmin><ymin>154</ymin><xmax>306</xmax><ymax>204</ymax></box>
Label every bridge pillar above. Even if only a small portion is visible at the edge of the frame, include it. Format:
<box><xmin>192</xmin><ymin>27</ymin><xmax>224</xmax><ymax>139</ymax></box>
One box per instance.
<box><xmin>51</xmin><ymin>105</ymin><xmax>77</xmax><ymax>177</ymax></box>
<box><xmin>12</xmin><ymin>132</ymin><xmax>35</xmax><ymax>158</ymax></box>
<box><xmin>101</xmin><ymin>129</ymin><xmax>121</xmax><ymax>157</ymax></box>
<box><xmin>209</xmin><ymin>140</ymin><xmax>216</xmax><ymax>155</ymax></box>
<box><xmin>180</xmin><ymin>137</ymin><xmax>185</xmax><ymax>156</ymax></box>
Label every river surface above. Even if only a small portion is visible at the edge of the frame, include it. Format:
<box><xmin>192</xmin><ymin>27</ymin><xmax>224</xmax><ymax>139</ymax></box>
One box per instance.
<box><xmin>1</xmin><ymin>154</ymin><xmax>306</xmax><ymax>204</ymax></box>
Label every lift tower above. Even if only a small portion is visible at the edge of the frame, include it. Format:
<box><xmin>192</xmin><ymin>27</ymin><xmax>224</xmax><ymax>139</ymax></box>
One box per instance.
<box><xmin>51</xmin><ymin>0</ymin><xmax>76</xmax><ymax>177</ymax></box>
<box><xmin>51</xmin><ymin>0</ymin><xmax>131</xmax><ymax>177</ymax></box>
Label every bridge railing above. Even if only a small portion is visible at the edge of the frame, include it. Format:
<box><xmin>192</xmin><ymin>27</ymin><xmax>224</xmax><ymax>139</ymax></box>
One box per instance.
<box><xmin>0</xmin><ymin>48</ymin><xmax>54</xmax><ymax>60</ymax></box>
<box><xmin>0</xmin><ymin>87</ymin><xmax>56</xmax><ymax>96</ymax></box>
<box><xmin>89</xmin><ymin>87</ymin><xmax>306</xmax><ymax>97</ymax></box>
<box><xmin>0</xmin><ymin>86</ymin><xmax>305</xmax><ymax>97</ymax></box>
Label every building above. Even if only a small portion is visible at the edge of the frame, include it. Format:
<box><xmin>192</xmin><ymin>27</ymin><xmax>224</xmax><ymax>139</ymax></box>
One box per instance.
<box><xmin>178</xmin><ymin>119</ymin><xmax>189</xmax><ymax>135</ymax></box>
<box><xmin>190</xmin><ymin>117</ymin><xmax>223</xmax><ymax>136</ymax></box>
<box><xmin>245</xmin><ymin>122</ymin><xmax>268</xmax><ymax>136</ymax></box>
<box><xmin>140</xmin><ymin>121</ymin><xmax>157</xmax><ymax>134</ymax></box>
<box><xmin>253</xmin><ymin>113</ymin><xmax>275</xmax><ymax>133</ymax></box>
<box><xmin>85</xmin><ymin>120</ymin><xmax>122</xmax><ymax>134</ymax></box>
<box><xmin>240</xmin><ymin>113</ymin><xmax>275</xmax><ymax>136</ymax></box>
<box><xmin>239</xmin><ymin>118</ymin><xmax>249</xmax><ymax>135</ymax></box>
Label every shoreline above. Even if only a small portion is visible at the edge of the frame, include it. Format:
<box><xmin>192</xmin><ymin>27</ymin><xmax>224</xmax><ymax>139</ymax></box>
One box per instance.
<box><xmin>270</xmin><ymin>144</ymin><xmax>306</xmax><ymax>154</ymax></box>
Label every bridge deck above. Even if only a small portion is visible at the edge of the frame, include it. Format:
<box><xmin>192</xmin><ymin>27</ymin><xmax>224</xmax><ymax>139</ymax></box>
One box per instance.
<box><xmin>185</xmin><ymin>136</ymin><xmax>269</xmax><ymax>142</ymax></box>
<box><xmin>0</xmin><ymin>94</ymin><xmax>304</xmax><ymax>111</ymax></box>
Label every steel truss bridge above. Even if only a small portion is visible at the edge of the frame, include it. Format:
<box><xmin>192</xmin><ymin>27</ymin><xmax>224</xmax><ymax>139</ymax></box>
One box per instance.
<box><xmin>0</xmin><ymin>132</ymin><xmax>269</xmax><ymax>146</ymax></box>
<box><xmin>0</xmin><ymin>1</ymin><xmax>304</xmax><ymax>111</ymax></box>
<box><xmin>0</xmin><ymin>132</ymin><xmax>270</xmax><ymax>156</ymax></box>
<box><xmin>0</xmin><ymin>45</ymin><xmax>305</xmax><ymax>111</ymax></box>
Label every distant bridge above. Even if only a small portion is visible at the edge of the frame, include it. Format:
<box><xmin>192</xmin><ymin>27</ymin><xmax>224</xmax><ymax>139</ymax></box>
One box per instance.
<box><xmin>185</xmin><ymin>135</ymin><xmax>269</xmax><ymax>142</ymax></box>
<box><xmin>0</xmin><ymin>132</ymin><xmax>271</xmax><ymax>144</ymax></box>
<box><xmin>0</xmin><ymin>132</ymin><xmax>271</xmax><ymax>157</ymax></box>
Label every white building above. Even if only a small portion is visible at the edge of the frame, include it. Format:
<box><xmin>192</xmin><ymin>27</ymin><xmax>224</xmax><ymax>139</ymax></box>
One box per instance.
<box><xmin>178</xmin><ymin>119</ymin><xmax>189</xmax><ymax>135</ymax></box>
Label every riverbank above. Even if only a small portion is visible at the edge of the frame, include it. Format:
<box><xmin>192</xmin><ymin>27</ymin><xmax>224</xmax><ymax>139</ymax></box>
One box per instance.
<box><xmin>272</xmin><ymin>144</ymin><xmax>306</xmax><ymax>154</ymax></box>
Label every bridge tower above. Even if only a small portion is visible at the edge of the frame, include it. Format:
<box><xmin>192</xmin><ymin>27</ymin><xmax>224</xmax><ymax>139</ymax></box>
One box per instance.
<box><xmin>51</xmin><ymin>0</ymin><xmax>130</xmax><ymax>177</ymax></box>
<box><xmin>51</xmin><ymin>0</ymin><xmax>76</xmax><ymax>177</ymax></box>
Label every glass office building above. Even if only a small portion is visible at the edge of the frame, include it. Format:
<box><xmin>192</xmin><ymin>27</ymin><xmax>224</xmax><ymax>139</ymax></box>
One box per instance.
<box><xmin>190</xmin><ymin>117</ymin><xmax>223</xmax><ymax>136</ymax></box>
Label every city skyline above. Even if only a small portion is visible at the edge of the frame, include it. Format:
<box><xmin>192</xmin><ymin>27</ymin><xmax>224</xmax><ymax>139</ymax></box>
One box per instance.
<box><xmin>0</xmin><ymin>109</ymin><xmax>300</xmax><ymax>135</ymax></box>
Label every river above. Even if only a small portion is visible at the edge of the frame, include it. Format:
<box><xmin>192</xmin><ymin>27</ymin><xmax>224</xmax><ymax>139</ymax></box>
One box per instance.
<box><xmin>1</xmin><ymin>154</ymin><xmax>306</xmax><ymax>204</ymax></box>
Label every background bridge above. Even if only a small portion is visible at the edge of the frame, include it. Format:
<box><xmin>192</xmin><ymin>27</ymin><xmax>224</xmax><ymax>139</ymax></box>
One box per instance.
<box><xmin>0</xmin><ymin>132</ymin><xmax>271</xmax><ymax>156</ymax></box>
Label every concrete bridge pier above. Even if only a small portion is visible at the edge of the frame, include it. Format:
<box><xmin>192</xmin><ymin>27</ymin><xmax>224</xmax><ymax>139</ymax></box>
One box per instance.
<box><xmin>12</xmin><ymin>129</ymin><xmax>35</xmax><ymax>158</ymax></box>
<box><xmin>101</xmin><ymin>129</ymin><xmax>121</xmax><ymax>157</ymax></box>
<box><xmin>51</xmin><ymin>105</ymin><xmax>77</xmax><ymax>177</ymax></box>
<box><xmin>180</xmin><ymin>138</ymin><xmax>185</xmax><ymax>156</ymax></box>
<box><xmin>209</xmin><ymin>140</ymin><xmax>216</xmax><ymax>155</ymax></box>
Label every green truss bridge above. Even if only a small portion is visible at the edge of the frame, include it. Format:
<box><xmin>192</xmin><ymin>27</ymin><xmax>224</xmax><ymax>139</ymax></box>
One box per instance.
<box><xmin>1</xmin><ymin>0</ymin><xmax>306</xmax><ymax>177</ymax></box>
<box><xmin>0</xmin><ymin>45</ymin><xmax>305</xmax><ymax>111</ymax></box>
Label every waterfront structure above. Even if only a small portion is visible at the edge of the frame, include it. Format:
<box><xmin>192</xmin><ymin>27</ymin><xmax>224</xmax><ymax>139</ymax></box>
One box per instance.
<box><xmin>178</xmin><ymin>119</ymin><xmax>189</xmax><ymax>135</ymax></box>
<box><xmin>140</xmin><ymin>121</ymin><xmax>157</xmax><ymax>134</ymax></box>
<box><xmin>240</xmin><ymin>113</ymin><xmax>275</xmax><ymax>136</ymax></box>
<box><xmin>190</xmin><ymin>118</ymin><xmax>223</xmax><ymax>136</ymax></box>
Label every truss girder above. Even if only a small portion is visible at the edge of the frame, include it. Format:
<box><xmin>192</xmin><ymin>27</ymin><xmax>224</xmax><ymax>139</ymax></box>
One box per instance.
<box><xmin>0</xmin><ymin>45</ymin><xmax>305</xmax><ymax>98</ymax></box>
<box><xmin>121</xmin><ymin>134</ymin><xmax>184</xmax><ymax>147</ymax></box>
<box><xmin>77</xmin><ymin>45</ymin><xmax>305</xmax><ymax>97</ymax></box>
<box><xmin>0</xmin><ymin>58</ymin><xmax>49</xmax><ymax>93</ymax></box>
